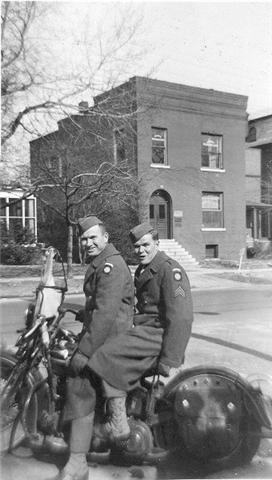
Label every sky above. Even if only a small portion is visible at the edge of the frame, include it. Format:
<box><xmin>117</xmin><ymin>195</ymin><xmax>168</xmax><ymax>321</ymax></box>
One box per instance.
<box><xmin>46</xmin><ymin>0</ymin><xmax>272</xmax><ymax>119</ymax></box>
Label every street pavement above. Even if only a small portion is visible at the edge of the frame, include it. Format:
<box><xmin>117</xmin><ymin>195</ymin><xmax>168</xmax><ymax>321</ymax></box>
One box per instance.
<box><xmin>1</xmin><ymin>264</ymin><xmax>272</xmax><ymax>299</ymax></box>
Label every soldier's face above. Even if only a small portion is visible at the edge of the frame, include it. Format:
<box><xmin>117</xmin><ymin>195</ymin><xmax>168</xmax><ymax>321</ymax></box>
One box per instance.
<box><xmin>134</xmin><ymin>233</ymin><xmax>159</xmax><ymax>265</ymax></box>
<box><xmin>81</xmin><ymin>225</ymin><xmax>108</xmax><ymax>257</ymax></box>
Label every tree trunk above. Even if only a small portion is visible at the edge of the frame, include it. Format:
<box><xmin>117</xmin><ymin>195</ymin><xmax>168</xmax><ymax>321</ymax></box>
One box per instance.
<box><xmin>67</xmin><ymin>224</ymin><xmax>73</xmax><ymax>278</ymax></box>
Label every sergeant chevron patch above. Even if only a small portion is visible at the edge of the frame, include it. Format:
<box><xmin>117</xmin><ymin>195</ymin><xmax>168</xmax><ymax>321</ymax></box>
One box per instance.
<box><xmin>174</xmin><ymin>285</ymin><xmax>186</xmax><ymax>297</ymax></box>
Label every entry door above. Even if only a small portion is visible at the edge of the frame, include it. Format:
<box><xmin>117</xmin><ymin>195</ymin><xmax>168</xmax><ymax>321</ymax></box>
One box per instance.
<box><xmin>149</xmin><ymin>194</ymin><xmax>169</xmax><ymax>238</ymax></box>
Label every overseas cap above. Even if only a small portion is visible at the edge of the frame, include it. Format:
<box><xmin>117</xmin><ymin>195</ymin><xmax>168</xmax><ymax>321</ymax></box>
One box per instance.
<box><xmin>78</xmin><ymin>215</ymin><xmax>103</xmax><ymax>236</ymax></box>
<box><xmin>129</xmin><ymin>222</ymin><xmax>154</xmax><ymax>243</ymax></box>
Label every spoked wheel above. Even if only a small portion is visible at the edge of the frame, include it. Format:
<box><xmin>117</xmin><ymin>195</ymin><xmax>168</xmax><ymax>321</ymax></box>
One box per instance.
<box><xmin>0</xmin><ymin>351</ymin><xmax>38</xmax><ymax>454</ymax></box>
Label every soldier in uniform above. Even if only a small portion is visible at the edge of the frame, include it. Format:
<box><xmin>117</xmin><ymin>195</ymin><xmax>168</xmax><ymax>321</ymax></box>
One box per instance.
<box><xmin>88</xmin><ymin>222</ymin><xmax>194</xmax><ymax>439</ymax></box>
<box><xmin>54</xmin><ymin>215</ymin><xmax>134</xmax><ymax>480</ymax></box>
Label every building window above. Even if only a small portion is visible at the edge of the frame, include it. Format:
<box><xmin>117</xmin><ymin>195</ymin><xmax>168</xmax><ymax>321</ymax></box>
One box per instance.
<box><xmin>205</xmin><ymin>244</ymin><xmax>219</xmax><ymax>258</ymax></box>
<box><xmin>0</xmin><ymin>193</ymin><xmax>37</xmax><ymax>241</ymax></box>
<box><xmin>113</xmin><ymin>128</ymin><xmax>126</xmax><ymax>164</ymax></box>
<box><xmin>48</xmin><ymin>156</ymin><xmax>62</xmax><ymax>177</ymax></box>
<box><xmin>246</xmin><ymin>126</ymin><xmax>256</xmax><ymax>143</ymax></box>
<box><xmin>202</xmin><ymin>192</ymin><xmax>224</xmax><ymax>228</ymax></box>
<box><xmin>152</xmin><ymin>127</ymin><xmax>167</xmax><ymax>165</ymax></box>
<box><xmin>201</xmin><ymin>133</ymin><xmax>223</xmax><ymax>169</ymax></box>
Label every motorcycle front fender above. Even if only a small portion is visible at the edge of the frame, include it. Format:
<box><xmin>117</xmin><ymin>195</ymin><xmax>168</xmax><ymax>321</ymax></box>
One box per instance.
<box><xmin>164</xmin><ymin>364</ymin><xmax>272</xmax><ymax>430</ymax></box>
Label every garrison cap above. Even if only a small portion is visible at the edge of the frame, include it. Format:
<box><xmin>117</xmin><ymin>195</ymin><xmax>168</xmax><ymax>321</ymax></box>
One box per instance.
<box><xmin>129</xmin><ymin>222</ymin><xmax>154</xmax><ymax>243</ymax></box>
<box><xmin>78</xmin><ymin>215</ymin><xmax>103</xmax><ymax>235</ymax></box>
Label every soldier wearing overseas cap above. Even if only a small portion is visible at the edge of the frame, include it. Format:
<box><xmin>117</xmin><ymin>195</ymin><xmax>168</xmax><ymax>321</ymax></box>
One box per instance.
<box><xmin>87</xmin><ymin>222</ymin><xmax>193</xmax><ymax>438</ymax></box>
<box><xmin>52</xmin><ymin>215</ymin><xmax>134</xmax><ymax>480</ymax></box>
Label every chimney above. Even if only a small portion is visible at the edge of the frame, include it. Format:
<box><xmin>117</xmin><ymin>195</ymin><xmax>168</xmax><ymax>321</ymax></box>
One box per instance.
<box><xmin>78</xmin><ymin>101</ymin><xmax>89</xmax><ymax>114</ymax></box>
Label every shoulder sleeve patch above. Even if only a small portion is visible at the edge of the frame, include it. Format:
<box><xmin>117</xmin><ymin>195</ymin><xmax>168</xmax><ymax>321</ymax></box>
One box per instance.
<box><xmin>103</xmin><ymin>262</ymin><xmax>113</xmax><ymax>274</ymax></box>
<box><xmin>172</xmin><ymin>267</ymin><xmax>182</xmax><ymax>281</ymax></box>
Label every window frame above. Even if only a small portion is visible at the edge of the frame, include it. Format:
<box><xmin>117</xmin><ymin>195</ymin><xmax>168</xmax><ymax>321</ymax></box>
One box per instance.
<box><xmin>151</xmin><ymin>127</ymin><xmax>168</xmax><ymax>166</ymax></box>
<box><xmin>201</xmin><ymin>133</ymin><xmax>223</xmax><ymax>171</ymax></box>
<box><xmin>201</xmin><ymin>192</ymin><xmax>225</xmax><ymax>230</ymax></box>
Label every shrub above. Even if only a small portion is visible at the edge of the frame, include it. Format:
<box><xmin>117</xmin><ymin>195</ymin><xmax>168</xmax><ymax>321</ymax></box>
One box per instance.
<box><xmin>0</xmin><ymin>244</ymin><xmax>43</xmax><ymax>265</ymax></box>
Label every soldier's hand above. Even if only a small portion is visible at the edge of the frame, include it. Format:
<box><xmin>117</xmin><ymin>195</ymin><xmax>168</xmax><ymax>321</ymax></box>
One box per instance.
<box><xmin>158</xmin><ymin>361</ymin><xmax>171</xmax><ymax>377</ymax></box>
<box><xmin>75</xmin><ymin>309</ymin><xmax>85</xmax><ymax>323</ymax></box>
<box><xmin>69</xmin><ymin>350</ymin><xmax>89</xmax><ymax>376</ymax></box>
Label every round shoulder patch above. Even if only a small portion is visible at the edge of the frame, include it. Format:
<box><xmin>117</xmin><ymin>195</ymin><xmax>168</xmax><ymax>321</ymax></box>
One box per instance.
<box><xmin>172</xmin><ymin>267</ymin><xmax>182</xmax><ymax>281</ymax></box>
<box><xmin>103</xmin><ymin>262</ymin><xmax>113</xmax><ymax>274</ymax></box>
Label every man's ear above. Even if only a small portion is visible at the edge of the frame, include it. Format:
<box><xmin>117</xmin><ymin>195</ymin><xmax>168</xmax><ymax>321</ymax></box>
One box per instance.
<box><xmin>105</xmin><ymin>232</ymin><xmax>109</xmax><ymax>242</ymax></box>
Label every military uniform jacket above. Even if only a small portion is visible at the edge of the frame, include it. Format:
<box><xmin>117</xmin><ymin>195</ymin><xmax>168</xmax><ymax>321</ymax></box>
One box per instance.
<box><xmin>78</xmin><ymin>243</ymin><xmax>134</xmax><ymax>359</ymax></box>
<box><xmin>134</xmin><ymin>250</ymin><xmax>194</xmax><ymax>368</ymax></box>
<box><xmin>88</xmin><ymin>250</ymin><xmax>194</xmax><ymax>392</ymax></box>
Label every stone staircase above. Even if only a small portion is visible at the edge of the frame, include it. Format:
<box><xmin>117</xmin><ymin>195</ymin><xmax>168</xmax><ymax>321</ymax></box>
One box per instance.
<box><xmin>158</xmin><ymin>238</ymin><xmax>200</xmax><ymax>271</ymax></box>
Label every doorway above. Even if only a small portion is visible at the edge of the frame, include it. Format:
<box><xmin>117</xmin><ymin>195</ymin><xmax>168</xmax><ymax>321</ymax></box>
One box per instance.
<box><xmin>149</xmin><ymin>190</ymin><xmax>171</xmax><ymax>239</ymax></box>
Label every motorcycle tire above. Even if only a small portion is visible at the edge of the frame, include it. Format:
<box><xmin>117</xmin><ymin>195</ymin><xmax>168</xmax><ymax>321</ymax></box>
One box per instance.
<box><xmin>0</xmin><ymin>349</ymin><xmax>39</xmax><ymax>453</ymax></box>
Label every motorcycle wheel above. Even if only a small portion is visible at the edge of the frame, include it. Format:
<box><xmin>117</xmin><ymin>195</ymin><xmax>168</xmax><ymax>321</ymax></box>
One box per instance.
<box><xmin>0</xmin><ymin>349</ymin><xmax>38</xmax><ymax>453</ymax></box>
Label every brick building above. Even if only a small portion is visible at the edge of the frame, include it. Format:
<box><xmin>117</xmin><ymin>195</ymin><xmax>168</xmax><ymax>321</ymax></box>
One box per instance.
<box><xmin>30</xmin><ymin>77</ymin><xmax>249</xmax><ymax>262</ymax></box>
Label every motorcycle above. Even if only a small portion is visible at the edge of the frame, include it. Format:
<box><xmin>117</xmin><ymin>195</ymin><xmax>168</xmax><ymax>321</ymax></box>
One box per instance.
<box><xmin>1</xmin><ymin>246</ymin><xmax>272</xmax><ymax>473</ymax></box>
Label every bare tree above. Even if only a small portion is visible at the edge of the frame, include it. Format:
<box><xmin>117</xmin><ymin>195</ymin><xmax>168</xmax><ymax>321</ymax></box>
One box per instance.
<box><xmin>30</xmin><ymin>161</ymin><xmax>138</xmax><ymax>276</ymax></box>
<box><xmin>1</xmin><ymin>2</ymin><xmax>147</xmax><ymax>147</ymax></box>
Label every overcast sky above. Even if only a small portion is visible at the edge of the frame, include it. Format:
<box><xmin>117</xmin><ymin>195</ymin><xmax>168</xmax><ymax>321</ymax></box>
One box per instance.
<box><xmin>48</xmin><ymin>0</ymin><xmax>272</xmax><ymax>119</ymax></box>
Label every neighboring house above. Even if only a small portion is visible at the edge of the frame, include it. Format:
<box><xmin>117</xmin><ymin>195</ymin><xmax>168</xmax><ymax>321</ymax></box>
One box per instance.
<box><xmin>245</xmin><ymin>114</ymin><xmax>272</xmax><ymax>252</ymax></box>
<box><xmin>30</xmin><ymin>76</ymin><xmax>249</xmax><ymax>262</ymax></box>
<box><xmin>0</xmin><ymin>187</ymin><xmax>37</xmax><ymax>240</ymax></box>
<box><xmin>0</xmin><ymin>136</ymin><xmax>37</xmax><ymax>242</ymax></box>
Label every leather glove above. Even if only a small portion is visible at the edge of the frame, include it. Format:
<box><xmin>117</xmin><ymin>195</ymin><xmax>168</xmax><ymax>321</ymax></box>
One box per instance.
<box><xmin>158</xmin><ymin>361</ymin><xmax>171</xmax><ymax>377</ymax></box>
<box><xmin>75</xmin><ymin>309</ymin><xmax>85</xmax><ymax>323</ymax></box>
<box><xmin>69</xmin><ymin>350</ymin><xmax>89</xmax><ymax>376</ymax></box>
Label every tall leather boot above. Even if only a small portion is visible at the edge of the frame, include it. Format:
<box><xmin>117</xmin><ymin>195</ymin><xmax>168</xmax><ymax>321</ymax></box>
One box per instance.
<box><xmin>100</xmin><ymin>396</ymin><xmax>130</xmax><ymax>441</ymax></box>
<box><xmin>54</xmin><ymin>412</ymin><xmax>94</xmax><ymax>480</ymax></box>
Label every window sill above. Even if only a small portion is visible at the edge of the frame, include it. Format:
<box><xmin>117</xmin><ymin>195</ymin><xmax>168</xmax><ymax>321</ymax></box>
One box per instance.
<box><xmin>150</xmin><ymin>164</ymin><xmax>170</xmax><ymax>169</ymax></box>
<box><xmin>201</xmin><ymin>168</ymin><xmax>225</xmax><ymax>173</ymax></box>
<box><xmin>201</xmin><ymin>228</ymin><xmax>226</xmax><ymax>231</ymax></box>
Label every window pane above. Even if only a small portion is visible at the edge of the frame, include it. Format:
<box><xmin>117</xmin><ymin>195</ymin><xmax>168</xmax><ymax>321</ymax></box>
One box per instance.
<box><xmin>159</xmin><ymin>205</ymin><xmax>165</xmax><ymax>219</ymax></box>
<box><xmin>202</xmin><ymin>192</ymin><xmax>223</xmax><ymax>227</ymax></box>
<box><xmin>149</xmin><ymin>205</ymin><xmax>154</xmax><ymax>219</ymax></box>
<box><xmin>114</xmin><ymin>129</ymin><xmax>126</xmax><ymax>163</ymax></box>
<box><xmin>152</xmin><ymin>128</ymin><xmax>167</xmax><ymax>165</ymax></box>
<box><xmin>9</xmin><ymin>200</ymin><xmax>22</xmax><ymax>217</ymax></box>
<box><xmin>201</xmin><ymin>134</ymin><xmax>222</xmax><ymax>168</ymax></box>
<box><xmin>25</xmin><ymin>199</ymin><xmax>34</xmax><ymax>217</ymax></box>
<box><xmin>152</xmin><ymin>128</ymin><xmax>166</xmax><ymax>140</ymax></box>
<box><xmin>202</xmin><ymin>194</ymin><xmax>221</xmax><ymax>210</ymax></box>
<box><xmin>152</xmin><ymin>147</ymin><xmax>165</xmax><ymax>164</ymax></box>
<box><xmin>0</xmin><ymin>198</ymin><xmax>6</xmax><ymax>215</ymax></box>
<box><xmin>9</xmin><ymin>218</ymin><xmax>23</xmax><ymax>238</ymax></box>
<box><xmin>202</xmin><ymin>211</ymin><xmax>223</xmax><ymax>228</ymax></box>
<box><xmin>25</xmin><ymin>218</ymin><xmax>35</xmax><ymax>234</ymax></box>
<box><xmin>205</xmin><ymin>244</ymin><xmax>218</xmax><ymax>258</ymax></box>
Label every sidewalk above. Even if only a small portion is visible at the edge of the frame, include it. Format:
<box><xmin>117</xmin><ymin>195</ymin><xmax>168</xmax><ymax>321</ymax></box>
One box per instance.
<box><xmin>1</xmin><ymin>265</ymin><xmax>272</xmax><ymax>298</ymax></box>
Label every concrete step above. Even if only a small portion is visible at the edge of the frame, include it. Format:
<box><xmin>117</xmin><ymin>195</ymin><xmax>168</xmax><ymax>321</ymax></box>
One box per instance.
<box><xmin>158</xmin><ymin>238</ymin><xmax>200</xmax><ymax>270</ymax></box>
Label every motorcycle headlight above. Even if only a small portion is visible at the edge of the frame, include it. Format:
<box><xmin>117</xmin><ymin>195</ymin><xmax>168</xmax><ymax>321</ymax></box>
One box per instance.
<box><xmin>24</xmin><ymin>303</ymin><xmax>35</xmax><ymax>329</ymax></box>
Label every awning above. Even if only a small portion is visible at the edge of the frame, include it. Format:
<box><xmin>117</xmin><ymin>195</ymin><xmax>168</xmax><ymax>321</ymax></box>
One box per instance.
<box><xmin>246</xmin><ymin>201</ymin><xmax>272</xmax><ymax>208</ymax></box>
<box><xmin>246</xmin><ymin>138</ymin><xmax>272</xmax><ymax>148</ymax></box>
